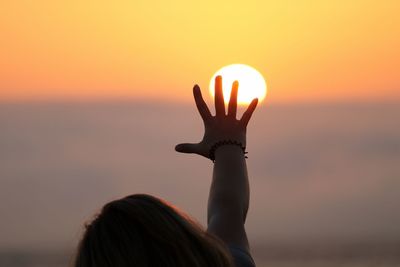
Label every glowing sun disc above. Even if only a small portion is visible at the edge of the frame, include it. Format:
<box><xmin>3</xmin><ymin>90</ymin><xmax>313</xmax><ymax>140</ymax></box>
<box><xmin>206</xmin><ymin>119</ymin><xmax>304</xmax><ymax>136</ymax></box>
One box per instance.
<box><xmin>209</xmin><ymin>64</ymin><xmax>267</xmax><ymax>105</ymax></box>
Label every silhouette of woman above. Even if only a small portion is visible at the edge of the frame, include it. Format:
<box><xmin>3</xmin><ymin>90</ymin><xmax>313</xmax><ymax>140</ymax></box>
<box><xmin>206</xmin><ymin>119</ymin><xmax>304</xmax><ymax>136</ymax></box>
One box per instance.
<box><xmin>74</xmin><ymin>75</ymin><xmax>258</xmax><ymax>267</ymax></box>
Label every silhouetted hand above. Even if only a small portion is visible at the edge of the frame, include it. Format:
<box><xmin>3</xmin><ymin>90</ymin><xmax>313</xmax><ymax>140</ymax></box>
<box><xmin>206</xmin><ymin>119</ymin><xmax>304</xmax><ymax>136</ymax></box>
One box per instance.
<box><xmin>175</xmin><ymin>75</ymin><xmax>258</xmax><ymax>159</ymax></box>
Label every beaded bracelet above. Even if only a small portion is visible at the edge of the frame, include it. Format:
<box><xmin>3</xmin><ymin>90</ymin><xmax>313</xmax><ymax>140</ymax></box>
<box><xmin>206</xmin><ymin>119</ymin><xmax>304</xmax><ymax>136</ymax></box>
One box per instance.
<box><xmin>209</xmin><ymin>140</ymin><xmax>248</xmax><ymax>162</ymax></box>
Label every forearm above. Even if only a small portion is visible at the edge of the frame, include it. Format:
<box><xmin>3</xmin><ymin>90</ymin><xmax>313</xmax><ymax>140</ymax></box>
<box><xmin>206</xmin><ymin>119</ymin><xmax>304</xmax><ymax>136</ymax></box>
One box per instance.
<box><xmin>208</xmin><ymin>145</ymin><xmax>249</xmax><ymax>222</ymax></box>
<box><xmin>207</xmin><ymin>144</ymin><xmax>250</xmax><ymax>248</ymax></box>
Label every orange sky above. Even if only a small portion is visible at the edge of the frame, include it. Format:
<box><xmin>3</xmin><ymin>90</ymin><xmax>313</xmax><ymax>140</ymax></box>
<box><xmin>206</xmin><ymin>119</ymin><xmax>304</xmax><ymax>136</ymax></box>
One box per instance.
<box><xmin>1</xmin><ymin>1</ymin><xmax>399</xmax><ymax>103</ymax></box>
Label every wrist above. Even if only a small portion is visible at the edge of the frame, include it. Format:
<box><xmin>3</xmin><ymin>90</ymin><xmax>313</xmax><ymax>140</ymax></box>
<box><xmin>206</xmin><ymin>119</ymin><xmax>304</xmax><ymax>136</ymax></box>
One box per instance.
<box><xmin>214</xmin><ymin>145</ymin><xmax>246</xmax><ymax>163</ymax></box>
<box><xmin>210</xmin><ymin>140</ymin><xmax>247</xmax><ymax>162</ymax></box>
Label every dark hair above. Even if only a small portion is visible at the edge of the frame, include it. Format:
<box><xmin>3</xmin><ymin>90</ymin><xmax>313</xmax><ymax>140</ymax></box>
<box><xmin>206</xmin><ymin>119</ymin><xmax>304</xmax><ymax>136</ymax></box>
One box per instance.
<box><xmin>74</xmin><ymin>194</ymin><xmax>233</xmax><ymax>267</ymax></box>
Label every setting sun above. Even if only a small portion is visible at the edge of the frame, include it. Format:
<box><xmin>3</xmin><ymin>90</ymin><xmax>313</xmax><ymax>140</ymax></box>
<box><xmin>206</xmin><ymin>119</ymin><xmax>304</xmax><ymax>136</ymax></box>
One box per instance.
<box><xmin>209</xmin><ymin>64</ymin><xmax>267</xmax><ymax>105</ymax></box>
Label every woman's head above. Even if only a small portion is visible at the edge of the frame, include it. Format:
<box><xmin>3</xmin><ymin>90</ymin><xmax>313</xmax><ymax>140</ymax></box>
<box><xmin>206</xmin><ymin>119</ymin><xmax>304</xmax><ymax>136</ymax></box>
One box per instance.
<box><xmin>74</xmin><ymin>194</ymin><xmax>233</xmax><ymax>267</ymax></box>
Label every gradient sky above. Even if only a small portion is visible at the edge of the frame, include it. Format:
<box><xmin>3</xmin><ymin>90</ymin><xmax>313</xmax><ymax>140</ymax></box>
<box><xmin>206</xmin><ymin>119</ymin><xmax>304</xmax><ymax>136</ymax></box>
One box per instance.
<box><xmin>1</xmin><ymin>1</ymin><xmax>399</xmax><ymax>102</ymax></box>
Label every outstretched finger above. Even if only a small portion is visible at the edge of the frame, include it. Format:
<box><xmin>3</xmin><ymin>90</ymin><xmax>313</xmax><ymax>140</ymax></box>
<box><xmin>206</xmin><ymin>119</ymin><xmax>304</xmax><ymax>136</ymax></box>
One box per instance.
<box><xmin>214</xmin><ymin>75</ymin><xmax>225</xmax><ymax>117</ymax></box>
<box><xmin>240</xmin><ymin>98</ymin><xmax>258</xmax><ymax>128</ymax></box>
<box><xmin>228</xmin><ymin>80</ymin><xmax>238</xmax><ymax>118</ymax></box>
<box><xmin>193</xmin><ymin>85</ymin><xmax>212</xmax><ymax>121</ymax></box>
<box><xmin>175</xmin><ymin>143</ymin><xmax>200</xmax><ymax>154</ymax></box>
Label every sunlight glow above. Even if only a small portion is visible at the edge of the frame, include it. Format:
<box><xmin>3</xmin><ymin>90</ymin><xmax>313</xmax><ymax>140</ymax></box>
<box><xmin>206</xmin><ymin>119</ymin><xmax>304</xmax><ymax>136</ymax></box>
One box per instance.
<box><xmin>209</xmin><ymin>64</ymin><xmax>267</xmax><ymax>105</ymax></box>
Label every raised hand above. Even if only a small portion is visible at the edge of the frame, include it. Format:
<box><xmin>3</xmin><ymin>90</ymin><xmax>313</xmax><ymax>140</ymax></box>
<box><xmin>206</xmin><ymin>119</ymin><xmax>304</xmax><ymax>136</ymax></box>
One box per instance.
<box><xmin>175</xmin><ymin>75</ymin><xmax>258</xmax><ymax>159</ymax></box>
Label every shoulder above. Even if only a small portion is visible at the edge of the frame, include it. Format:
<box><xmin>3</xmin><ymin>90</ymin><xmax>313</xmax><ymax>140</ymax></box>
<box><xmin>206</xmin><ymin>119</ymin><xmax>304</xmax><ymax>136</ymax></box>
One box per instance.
<box><xmin>227</xmin><ymin>245</ymin><xmax>256</xmax><ymax>267</ymax></box>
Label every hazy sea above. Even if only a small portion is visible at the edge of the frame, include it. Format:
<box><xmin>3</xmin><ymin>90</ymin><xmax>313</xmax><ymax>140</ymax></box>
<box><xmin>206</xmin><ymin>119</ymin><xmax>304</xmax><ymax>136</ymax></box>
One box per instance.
<box><xmin>1</xmin><ymin>100</ymin><xmax>399</xmax><ymax>266</ymax></box>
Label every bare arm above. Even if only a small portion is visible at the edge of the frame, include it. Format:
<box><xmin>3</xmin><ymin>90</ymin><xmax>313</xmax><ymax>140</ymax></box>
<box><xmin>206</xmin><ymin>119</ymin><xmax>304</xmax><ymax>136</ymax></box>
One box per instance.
<box><xmin>208</xmin><ymin>145</ymin><xmax>250</xmax><ymax>250</ymax></box>
<box><xmin>175</xmin><ymin>75</ymin><xmax>258</xmax><ymax>252</ymax></box>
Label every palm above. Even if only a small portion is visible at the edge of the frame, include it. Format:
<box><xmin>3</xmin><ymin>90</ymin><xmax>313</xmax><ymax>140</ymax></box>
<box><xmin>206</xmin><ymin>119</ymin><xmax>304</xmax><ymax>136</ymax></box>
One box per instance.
<box><xmin>176</xmin><ymin>75</ymin><xmax>258</xmax><ymax>159</ymax></box>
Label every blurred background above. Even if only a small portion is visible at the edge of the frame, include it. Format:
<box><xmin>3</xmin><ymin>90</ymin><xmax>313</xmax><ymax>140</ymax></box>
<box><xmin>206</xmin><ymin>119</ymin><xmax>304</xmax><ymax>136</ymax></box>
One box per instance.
<box><xmin>1</xmin><ymin>1</ymin><xmax>399</xmax><ymax>266</ymax></box>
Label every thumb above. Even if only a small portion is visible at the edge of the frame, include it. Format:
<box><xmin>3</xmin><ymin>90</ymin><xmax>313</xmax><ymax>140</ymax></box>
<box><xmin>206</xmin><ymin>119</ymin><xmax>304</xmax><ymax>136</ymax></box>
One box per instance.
<box><xmin>175</xmin><ymin>143</ymin><xmax>199</xmax><ymax>154</ymax></box>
